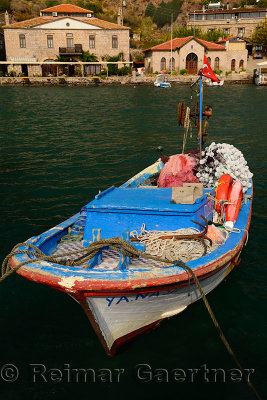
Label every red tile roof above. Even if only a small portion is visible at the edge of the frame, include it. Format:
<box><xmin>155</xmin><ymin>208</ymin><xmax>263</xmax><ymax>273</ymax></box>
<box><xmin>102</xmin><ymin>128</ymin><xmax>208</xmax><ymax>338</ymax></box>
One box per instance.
<box><xmin>41</xmin><ymin>4</ymin><xmax>93</xmax><ymax>14</ymax></box>
<box><xmin>145</xmin><ymin>36</ymin><xmax>225</xmax><ymax>52</ymax></box>
<box><xmin>3</xmin><ymin>17</ymin><xmax>54</xmax><ymax>28</ymax></box>
<box><xmin>217</xmin><ymin>35</ymin><xmax>251</xmax><ymax>43</ymax></box>
<box><xmin>4</xmin><ymin>16</ymin><xmax>130</xmax><ymax>30</ymax></box>
<box><xmin>80</xmin><ymin>17</ymin><xmax>130</xmax><ymax>30</ymax></box>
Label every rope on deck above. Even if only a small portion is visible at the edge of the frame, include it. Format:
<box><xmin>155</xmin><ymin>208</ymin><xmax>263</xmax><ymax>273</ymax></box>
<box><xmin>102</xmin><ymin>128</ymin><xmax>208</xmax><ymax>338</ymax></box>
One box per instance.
<box><xmin>1</xmin><ymin>239</ymin><xmax>262</xmax><ymax>400</ymax></box>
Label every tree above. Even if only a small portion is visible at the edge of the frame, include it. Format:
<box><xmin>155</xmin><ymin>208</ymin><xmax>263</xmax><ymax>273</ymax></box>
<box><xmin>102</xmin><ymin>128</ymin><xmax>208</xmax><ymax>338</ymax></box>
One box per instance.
<box><xmin>0</xmin><ymin>0</ymin><xmax>10</xmax><ymax>12</ymax></box>
<box><xmin>145</xmin><ymin>2</ymin><xmax>156</xmax><ymax>18</ymax></box>
<box><xmin>251</xmin><ymin>21</ymin><xmax>267</xmax><ymax>46</ymax></box>
<box><xmin>82</xmin><ymin>50</ymin><xmax>98</xmax><ymax>62</ymax></box>
<box><xmin>45</xmin><ymin>0</ymin><xmax>59</xmax><ymax>7</ymax></box>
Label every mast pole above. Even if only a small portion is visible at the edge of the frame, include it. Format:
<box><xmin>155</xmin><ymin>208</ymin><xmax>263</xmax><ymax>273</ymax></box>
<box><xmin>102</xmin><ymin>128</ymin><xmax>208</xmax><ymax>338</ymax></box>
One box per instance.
<box><xmin>170</xmin><ymin>13</ymin><xmax>173</xmax><ymax>74</ymax></box>
<box><xmin>199</xmin><ymin>74</ymin><xmax>203</xmax><ymax>158</ymax></box>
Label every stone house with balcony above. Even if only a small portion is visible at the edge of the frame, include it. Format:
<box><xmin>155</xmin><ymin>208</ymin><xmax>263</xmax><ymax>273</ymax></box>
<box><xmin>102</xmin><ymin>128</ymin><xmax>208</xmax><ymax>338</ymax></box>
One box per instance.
<box><xmin>3</xmin><ymin>4</ymin><xmax>130</xmax><ymax>76</ymax></box>
<box><xmin>144</xmin><ymin>36</ymin><xmax>248</xmax><ymax>74</ymax></box>
<box><xmin>187</xmin><ymin>8</ymin><xmax>267</xmax><ymax>38</ymax></box>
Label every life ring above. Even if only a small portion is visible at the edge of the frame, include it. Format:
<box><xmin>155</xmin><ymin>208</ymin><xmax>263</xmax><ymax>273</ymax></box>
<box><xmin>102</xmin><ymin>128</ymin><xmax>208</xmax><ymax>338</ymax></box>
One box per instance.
<box><xmin>215</xmin><ymin>174</ymin><xmax>232</xmax><ymax>214</ymax></box>
<box><xmin>225</xmin><ymin>181</ymin><xmax>243</xmax><ymax>229</ymax></box>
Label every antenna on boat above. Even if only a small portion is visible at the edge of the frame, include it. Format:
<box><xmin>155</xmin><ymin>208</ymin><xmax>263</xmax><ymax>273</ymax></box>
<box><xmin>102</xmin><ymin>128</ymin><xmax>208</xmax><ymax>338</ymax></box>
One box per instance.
<box><xmin>198</xmin><ymin>73</ymin><xmax>203</xmax><ymax>159</ymax></box>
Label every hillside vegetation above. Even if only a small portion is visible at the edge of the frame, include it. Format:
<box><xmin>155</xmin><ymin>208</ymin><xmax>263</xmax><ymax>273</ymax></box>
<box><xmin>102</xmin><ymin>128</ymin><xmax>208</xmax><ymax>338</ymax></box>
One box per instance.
<box><xmin>0</xmin><ymin>0</ymin><xmax>266</xmax><ymax>48</ymax></box>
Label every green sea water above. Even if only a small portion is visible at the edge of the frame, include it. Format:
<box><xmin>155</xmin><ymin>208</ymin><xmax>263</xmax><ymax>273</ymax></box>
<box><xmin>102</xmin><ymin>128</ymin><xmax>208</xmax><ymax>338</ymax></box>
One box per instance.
<box><xmin>0</xmin><ymin>85</ymin><xmax>266</xmax><ymax>400</ymax></box>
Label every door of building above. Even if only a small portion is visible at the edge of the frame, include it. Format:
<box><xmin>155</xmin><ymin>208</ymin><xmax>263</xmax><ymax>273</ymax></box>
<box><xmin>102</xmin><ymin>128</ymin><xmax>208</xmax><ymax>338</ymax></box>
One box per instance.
<box><xmin>186</xmin><ymin>53</ymin><xmax>198</xmax><ymax>74</ymax></box>
<box><xmin>21</xmin><ymin>64</ymin><xmax>28</xmax><ymax>76</ymax></box>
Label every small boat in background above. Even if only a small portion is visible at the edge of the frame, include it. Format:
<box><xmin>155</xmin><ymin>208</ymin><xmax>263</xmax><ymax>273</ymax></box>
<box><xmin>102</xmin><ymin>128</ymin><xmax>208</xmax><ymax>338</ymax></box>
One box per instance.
<box><xmin>254</xmin><ymin>61</ymin><xmax>267</xmax><ymax>86</ymax></box>
<box><xmin>206</xmin><ymin>77</ymin><xmax>224</xmax><ymax>86</ymax></box>
<box><xmin>154</xmin><ymin>74</ymin><xmax>171</xmax><ymax>88</ymax></box>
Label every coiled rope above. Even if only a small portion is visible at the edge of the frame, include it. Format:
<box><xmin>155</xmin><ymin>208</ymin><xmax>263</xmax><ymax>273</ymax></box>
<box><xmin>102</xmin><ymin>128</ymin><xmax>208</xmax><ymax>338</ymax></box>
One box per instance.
<box><xmin>1</xmin><ymin>239</ymin><xmax>262</xmax><ymax>400</ymax></box>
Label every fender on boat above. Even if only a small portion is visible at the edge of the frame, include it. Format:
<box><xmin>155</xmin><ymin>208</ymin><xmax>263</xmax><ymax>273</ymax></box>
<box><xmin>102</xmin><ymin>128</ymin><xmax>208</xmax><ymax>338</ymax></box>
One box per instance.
<box><xmin>215</xmin><ymin>174</ymin><xmax>232</xmax><ymax>214</ymax></box>
<box><xmin>225</xmin><ymin>181</ymin><xmax>243</xmax><ymax>229</ymax></box>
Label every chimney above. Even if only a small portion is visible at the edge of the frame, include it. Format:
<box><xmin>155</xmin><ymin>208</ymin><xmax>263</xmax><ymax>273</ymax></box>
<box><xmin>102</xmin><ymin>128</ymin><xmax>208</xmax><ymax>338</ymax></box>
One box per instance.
<box><xmin>226</xmin><ymin>2</ymin><xmax>230</xmax><ymax>10</ymax></box>
<box><xmin>117</xmin><ymin>7</ymin><xmax>123</xmax><ymax>25</ymax></box>
<box><xmin>5</xmin><ymin>10</ymin><xmax>9</xmax><ymax>25</ymax></box>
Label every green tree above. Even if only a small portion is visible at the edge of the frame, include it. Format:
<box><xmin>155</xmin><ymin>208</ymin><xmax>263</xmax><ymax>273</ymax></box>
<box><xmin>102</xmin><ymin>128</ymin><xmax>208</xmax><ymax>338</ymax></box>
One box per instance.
<box><xmin>82</xmin><ymin>50</ymin><xmax>98</xmax><ymax>62</ymax></box>
<box><xmin>145</xmin><ymin>2</ymin><xmax>156</xmax><ymax>18</ymax></box>
<box><xmin>83</xmin><ymin>2</ymin><xmax>103</xmax><ymax>15</ymax></box>
<box><xmin>257</xmin><ymin>0</ymin><xmax>267</xmax><ymax>7</ymax></box>
<box><xmin>251</xmin><ymin>21</ymin><xmax>267</xmax><ymax>46</ymax></box>
<box><xmin>45</xmin><ymin>0</ymin><xmax>59</xmax><ymax>7</ymax></box>
<box><xmin>0</xmin><ymin>0</ymin><xmax>10</xmax><ymax>12</ymax></box>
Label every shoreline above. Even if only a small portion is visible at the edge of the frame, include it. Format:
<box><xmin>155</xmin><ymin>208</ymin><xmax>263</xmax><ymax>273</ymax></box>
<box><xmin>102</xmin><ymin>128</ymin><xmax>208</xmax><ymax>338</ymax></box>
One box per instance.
<box><xmin>0</xmin><ymin>74</ymin><xmax>254</xmax><ymax>86</ymax></box>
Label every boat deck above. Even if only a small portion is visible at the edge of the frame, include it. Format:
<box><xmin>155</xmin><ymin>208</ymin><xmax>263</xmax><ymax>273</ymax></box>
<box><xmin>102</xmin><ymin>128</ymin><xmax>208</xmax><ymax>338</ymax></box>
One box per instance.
<box><xmin>52</xmin><ymin>240</ymin><xmax>164</xmax><ymax>270</ymax></box>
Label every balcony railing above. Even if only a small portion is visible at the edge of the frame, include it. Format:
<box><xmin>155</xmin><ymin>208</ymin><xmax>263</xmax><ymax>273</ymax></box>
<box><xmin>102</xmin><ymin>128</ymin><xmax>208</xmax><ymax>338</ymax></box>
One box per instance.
<box><xmin>59</xmin><ymin>44</ymin><xmax>83</xmax><ymax>55</ymax></box>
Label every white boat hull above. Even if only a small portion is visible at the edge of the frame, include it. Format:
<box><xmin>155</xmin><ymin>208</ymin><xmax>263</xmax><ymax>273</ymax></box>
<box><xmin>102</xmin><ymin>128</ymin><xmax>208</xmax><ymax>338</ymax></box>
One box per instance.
<box><xmin>85</xmin><ymin>262</ymin><xmax>231</xmax><ymax>353</ymax></box>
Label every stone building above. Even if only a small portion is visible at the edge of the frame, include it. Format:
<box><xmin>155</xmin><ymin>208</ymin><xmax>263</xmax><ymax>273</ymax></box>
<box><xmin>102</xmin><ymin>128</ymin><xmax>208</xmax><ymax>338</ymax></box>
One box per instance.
<box><xmin>187</xmin><ymin>8</ymin><xmax>267</xmax><ymax>38</ymax></box>
<box><xmin>144</xmin><ymin>36</ymin><xmax>248</xmax><ymax>74</ymax></box>
<box><xmin>3</xmin><ymin>4</ymin><xmax>130</xmax><ymax>76</ymax></box>
<box><xmin>217</xmin><ymin>35</ymin><xmax>249</xmax><ymax>70</ymax></box>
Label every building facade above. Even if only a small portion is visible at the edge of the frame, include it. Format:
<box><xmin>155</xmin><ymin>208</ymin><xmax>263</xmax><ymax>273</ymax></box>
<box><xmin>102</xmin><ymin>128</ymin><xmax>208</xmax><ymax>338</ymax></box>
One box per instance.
<box><xmin>187</xmin><ymin>8</ymin><xmax>267</xmax><ymax>38</ymax></box>
<box><xmin>144</xmin><ymin>36</ymin><xmax>247</xmax><ymax>74</ymax></box>
<box><xmin>3</xmin><ymin>4</ymin><xmax>130</xmax><ymax>76</ymax></box>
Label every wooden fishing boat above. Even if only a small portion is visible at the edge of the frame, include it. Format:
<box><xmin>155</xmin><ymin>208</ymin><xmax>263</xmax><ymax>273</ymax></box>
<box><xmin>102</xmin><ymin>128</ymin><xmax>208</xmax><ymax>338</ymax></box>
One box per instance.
<box><xmin>7</xmin><ymin>59</ymin><xmax>253</xmax><ymax>356</ymax></box>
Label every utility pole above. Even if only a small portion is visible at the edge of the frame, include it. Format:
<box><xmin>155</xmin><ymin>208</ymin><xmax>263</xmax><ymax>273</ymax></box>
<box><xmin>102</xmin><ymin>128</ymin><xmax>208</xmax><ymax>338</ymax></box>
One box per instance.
<box><xmin>194</xmin><ymin>10</ymin><xmax>196</xmax><ymax>37</ymax></box>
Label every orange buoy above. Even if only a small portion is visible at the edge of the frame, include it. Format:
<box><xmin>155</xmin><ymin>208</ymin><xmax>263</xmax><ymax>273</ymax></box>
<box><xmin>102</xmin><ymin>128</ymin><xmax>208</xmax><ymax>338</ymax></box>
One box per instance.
<box><xmin>225</xmin><ymin>181</ymin><xmax>243</xmax><ymax>229</ymax></box>
<box><xmin>215</xmin><ymin>174</ymin><xmax>233</xmax><ymax>214</ymax></box>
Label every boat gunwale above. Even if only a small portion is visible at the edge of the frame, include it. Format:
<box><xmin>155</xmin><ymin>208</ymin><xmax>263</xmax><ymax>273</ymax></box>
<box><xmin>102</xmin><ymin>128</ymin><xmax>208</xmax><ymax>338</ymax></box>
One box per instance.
<box><xmin>10</xmin><ymin>167</ymin><xmax>253</xmax><ymax>294</ymax></box>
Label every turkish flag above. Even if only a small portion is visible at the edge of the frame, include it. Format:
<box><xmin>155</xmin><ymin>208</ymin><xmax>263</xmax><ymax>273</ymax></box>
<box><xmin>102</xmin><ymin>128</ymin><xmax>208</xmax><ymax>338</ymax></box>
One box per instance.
<box><xmin>200</xmin><ymin>55</ymin><xmax>220</xmax><ymax>83</ymax></box>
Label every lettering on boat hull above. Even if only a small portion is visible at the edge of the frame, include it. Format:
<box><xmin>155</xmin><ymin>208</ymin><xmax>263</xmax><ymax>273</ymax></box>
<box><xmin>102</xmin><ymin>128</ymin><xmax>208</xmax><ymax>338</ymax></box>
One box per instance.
<box><xmin>85</xmin><ymin>262</ymin><xmax>231</xmax><ymax>352</ymax></box>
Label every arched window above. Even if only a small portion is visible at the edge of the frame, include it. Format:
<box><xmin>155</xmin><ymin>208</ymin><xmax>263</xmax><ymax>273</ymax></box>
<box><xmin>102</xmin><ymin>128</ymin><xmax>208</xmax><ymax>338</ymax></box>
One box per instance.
<box><xmin>214</xmin><ymin>57</ymin><xmax>220</xmax><ymax>69</ymax></box>
<box><xmin>239</xmin><ymin>59</ymin><xmax>244</xmax><ymax>69</ymax></box>
<box><xmin>160</xmin><ymin>57</ymin><xmax>166</xmax><ymax>71</ymax></box>
<box><xmin>231</xmin><ymin>59</ymin><xmax>236</xmax><ymax>71</ymax></box>
<box><xmin>207</xmin><ymin>57</ymin><xmax>211</xmax><ymax>65</ymax></box>
<box><xmin>169</xmin><ymin>57</ymin><xmax>175</xmax><ymax>72</ymax></box>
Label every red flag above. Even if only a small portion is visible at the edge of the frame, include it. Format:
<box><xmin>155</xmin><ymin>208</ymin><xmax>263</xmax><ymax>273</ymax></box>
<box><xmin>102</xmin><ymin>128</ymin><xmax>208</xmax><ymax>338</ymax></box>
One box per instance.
<box><xmin>200</xmin><ymin>55</ymin><xmax>220</xmax><ymax>83</ymax></box>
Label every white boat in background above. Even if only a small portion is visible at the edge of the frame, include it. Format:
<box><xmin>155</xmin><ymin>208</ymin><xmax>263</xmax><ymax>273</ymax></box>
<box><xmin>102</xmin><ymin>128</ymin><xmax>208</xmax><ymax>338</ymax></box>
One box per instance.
<box><xmin>254</xmin><ymin>61</ymin><xmax>267</xmax><ymax>86</ymax></box>
<box><xmin>206</xmin><ymin>77</ymin><xmax>224</xmax><ymax>86</ymax></box>
<box><xmin>154</xmin><ymin>74</ymin><xmax>171</xmax><ymax>88</ymax></box>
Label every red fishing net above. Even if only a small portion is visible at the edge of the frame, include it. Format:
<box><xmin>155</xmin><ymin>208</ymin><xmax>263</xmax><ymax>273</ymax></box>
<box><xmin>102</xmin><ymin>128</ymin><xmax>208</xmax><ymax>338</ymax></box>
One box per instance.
<box><xmin>158</xmin><ymin>154</ymin><xmax>199</xmax><ymax>188</ymax></box>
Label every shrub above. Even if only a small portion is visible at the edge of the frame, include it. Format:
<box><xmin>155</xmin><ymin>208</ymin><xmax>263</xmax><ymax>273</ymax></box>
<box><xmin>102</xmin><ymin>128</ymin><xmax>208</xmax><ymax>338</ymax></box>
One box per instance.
<box><xmin>180</xmin><ymin>69</ymin><xmax>187</xmax><ymax>75</ymax></box>
<box><xmin>118</xmin><ymin>66</ymin><xmax>131</xmax><ymax>76</ymax></box>
<box><xmin>213</xmin><ymin>69</ymin><xmax>222</xmax><ymax>76</ymax></box>
<box><xmin>9</xmin><ymin>70</ymin><xmax>16</xmax><ymax>77</ymax></box>
<box><xmin>225</xmin><ymin>71</ymin><xmax>232</xmax><ymax>77</ymax></box>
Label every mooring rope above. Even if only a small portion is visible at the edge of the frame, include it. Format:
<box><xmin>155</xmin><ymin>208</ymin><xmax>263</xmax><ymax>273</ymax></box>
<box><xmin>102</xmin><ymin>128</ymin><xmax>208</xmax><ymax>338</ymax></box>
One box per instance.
<box><xmin>1</xmin><ymin>239</ymin><xmax>262</xmax><ymax>400</ymax></box>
